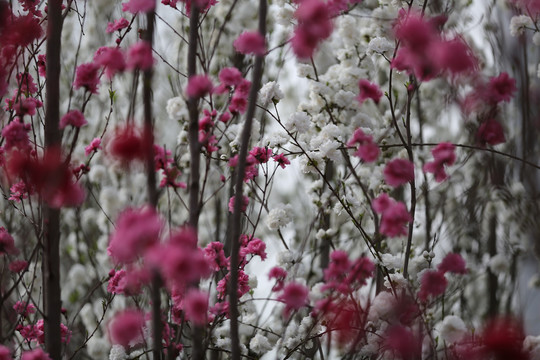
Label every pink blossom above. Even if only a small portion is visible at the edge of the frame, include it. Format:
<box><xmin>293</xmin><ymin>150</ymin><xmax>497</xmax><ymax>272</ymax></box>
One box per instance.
<box><xmin>268</xmin><ymin>266</ymin><xmax>287</xmax><ymax>291</ymax></box>
<box><xmin>418</xmin><ymin>269</ymin><xmax>447</xmax><ymax>301</ymax></box>
<box><xmin>438</xmin><ymin>253</ymin><xmax>467</xmax><ymax>274</ymax></box>
<box><xmin>146</xmin><ymin>228</ymin><xmax>211</xmax><ymax>291</ymax></box>
<box><xmin>73</xmin><ymin>63</ymin><xmax>100</xmax><ymax>94</ymax></box>
<box><xmin>383</xmin><ymin>158</ymin><xmax>415</xmax><ymax>187</ymax></box>
<box><xmin>219</xmin><ymin>67</ymin><xmax>243</xmax><ymax>87</ymax></box>
<box><xmin>21</xmin><ymin>348</ymin><xmax>51</xmax><ymax>360</ymax></box>
<box><xmin>291</xmin><ymin>0</ymin><xmax>333</xmax><ymax>59</ymax></box>
<box><xmin>12</xmin><ymin>97</ymin><xmax>42</xmax><ymax>117</ymax></box>
<box><xmin>233</xmin><ymin>31</ymin><xmax>266</xmax><ymax>55</ymax></box>
<box><xmin>94</xmin><ymin>47</ymin><xmax>126</xmax><ymax>79</ymax></box>
<box><xmin>106</xmin><ymin>18</ymin><xmax>130</xmax><ymax>33</ymax></box>
<box><xmin>432</xmin><ymin>38</ymin><xmax>477</xmax><ymax>76</ymax></box>
<box><xmin>186</xmin><ymin>75</ymin><xmax>213</xmax><ymax>98</ymax></box>
<box><xmin>9</xmin><ymin>260</ymin><xmax>28</xmax><ymax>272</ymax></box>
<box><xmin>272</xmin><ymin>153</ymin><xmax>290</xmax><ymax>168</ymax></box>
<box><xmin>423</xmin><ymin>142</ymin><xmax>456</xmax><ymax>182</ymax></box>
<box><xmin>2</xmin><ymin>119</ymin><xmax>31</xmax><ymax>150</ymax></box>
<box><xmin>153</xmin><ymin>144</ymin><xmax>173</xmax><ymax>170</ymax></box>
<box><xmin>384</xmin><ymin>325</ymin><xmax>421</xmax><ymax>360</ymax></box>
<box><xmin>109</xmin><ymin>125</ymin><xmax>147</xmax><ymax>163</ymax></box>
<box><xmin>162</xmin><ymin>0</ymin><xmax>178</xmax><ymax>7</ymax></box>
<box><xmin>183</xmin><ymin>289</ymin><xmax>209</xmax><ymax>325</ymax></box>
<box><xmin>37</xmin><ymin>55</ymin><xmax>46</xmax><ymax>77</ymax></box>
<box><xmin>477</xmin><ymin>119</ymin><xmax>505</xmax><ymax>146</ymax></box>
<box><xmin>126</xmin><ymin>42</ymin><xmax>154</xmax><ymax>71</ymax></box>
<box><xmin>240</xmin><ymin>236</ymin><xmax>267</xmax><ymax>261</ymax></box>
<box><xmin>372</xmin><ymin>194</ymin><xmax>411</xmax><ymax>237</ymax></box>
<box><xmin>249</xmin><ymin>147</ymin><xmax>272</xmax><ymax>163</ymax></box>
<box><xmin>204</xmin><ymin>242</ymin><xmax>228</xmax><ymax>271</ymax></box>
<box><xmin>9</xmin><ymin>181</ymin><xmax>30</xmax><ymax>202</ymax></box>
<box><xmin>107</xmin><ymin>269</ymin><xmax>127</xmax><ymax>294</ymax></box>
<box><xmin>85</xmin><ymin>137</ymin><xmax>102</xmax><ymax>156</ymax></box>
<box><xmin>394</xmin><ymin>11</ymin><xmax>437</xmax><ymax>52</ymax></box>
<box><xmin>229</xmin><ymin>195</ymin><xmax>249</xmax><ymax>213</ymax></box>
<box><xmin>3</xmin><ymin>15</ymin><xmax>43</xmax><ymax>49</ymax></box>
<box><xmin>13</xmin><ymin>301</ymin><xmax>36</xmax><ymax>317</ymax></box>
<box><xmin>486</xmin><ymin>72</ymin><xmax>516</xmax><ymax>103</ymax></box>
<box><xmin>0</xmin><ymin>345</ymin><xmax>11</xmax><ymax>360</ymax></box>
<box><xmin>8</xmin><ymin>148</ymin><xmax>86</xmax><ymax>208</ymax></box>
<box><xmin>323</xmin><ymin>251</ymin><xmax>374</xmax><ymax>293</ymax></box>
<box><xmin>217</xmin><ymin>270</ymin><xmax>250</xmax><ymax>299</ymax></box>
<box><xmin>17</xmin><ymin>73</ymin><xmax>38</xmax><ymax>95</ymax></box>
<box><xmin>122</xmin><ymin>0</ymin><xmax>155</xmax><ymax>13</ymax></box>
<box><xmin>235</xmin><ymin>79</ymin><xmax>252</xmax><ymax>96</ymax></box>
<box><xmin>347</xmin><ymin>128</ymin><xmax>380</xmax><ymax>163</ymax></box>
<box><xmin>219</xmin><ymin>112</ymin><xmax>232</xmax><ymax>123</ymax></box>
<box><xmin>107</xmin><ymin>206</ymin><xmax>162</xmax><ymax>264</ymax></box>
<box><xmin>60</xmin><ymin>110</ymin><xmax>87</xmax><ymax>129</ymax></box>
<box><xmin>109</xmin><ymin>309</ymin><xmax>145</xmax><ymax>347</ymax></box>
<box><xmin>229</xmin><ymin>94</ymin><xmax>248</xmax><ymax>114</ymax></box>
<box><xmin>0</xmin><ymin>227</ymin><xmax>18</xmax><ymax>255</ymax></box>
<box><xmin>19</xmin><ymin>0</ymin><xmax>42</xmax><ymax>16</ymax></box>
<box><xmin>34</xmin><ymin>319</ymin><xmax>71</xmax><ymax>344</ymax></box>
<box><xmin>480</xmin><ymin>317</ymin><xmax>529</xmax><ymax>360</ymax></box>
<box><xmin>357</xmin><ymin>79</ymin><xmax>383</xmax><ymax>105</ymax></box>
<box><xmin>278</xmin><ymin>282</ymin><xmax>309</xmax><ymax>316</ymax></box>
<box><xmin>112</xmin><ymin>267</ymin><xmax>149</xmax><ymax>295</ymax></box>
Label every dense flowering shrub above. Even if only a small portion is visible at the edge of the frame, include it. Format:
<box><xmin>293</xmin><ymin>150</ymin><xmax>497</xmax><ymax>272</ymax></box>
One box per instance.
<box><xmin>1</xmin><ymin>0</ymin><xmax>540</xmax><ymax>359</ymax></box>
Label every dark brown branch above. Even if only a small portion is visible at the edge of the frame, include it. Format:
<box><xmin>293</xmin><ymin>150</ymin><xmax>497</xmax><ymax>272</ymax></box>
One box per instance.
<box><xmin>43</xmin><ymin>0</ymin><xmax>64</xmax><ymax>358</ymax></box>
<box><xmin>228</xmin><ymin>0</ymin><xmax>267</xmax><ymax>358</ymax></box>
<box><xmin>141</xmin><ymin>6</ymin><xmax>162</xmax><ymax>359</ymax></box>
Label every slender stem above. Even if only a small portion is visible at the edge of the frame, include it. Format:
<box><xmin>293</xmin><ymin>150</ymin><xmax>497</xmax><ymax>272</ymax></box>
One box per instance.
<box><xmin>403</xmin><ymin>83</ymin><xmax>416</xmax><ymax>280</ymax></box>
<box><xmin>141</xmin><ymin>6</ymin><xmax>162</xmax><ymax>359</ymax></box>
<box><xmin>228</xmin><ymin>1</ymin><xmax>267</xmax><ymax>358</ymax></box>
<box><xmin>43</xmin><ymin>0</ymin><xmax>64</xmax><ymax>358</ymax></box>
<box><xmin>185</xmin><ymin>6</ymin><xmax>207</xmax><ymax>360</ymax></box>
<box><xmin>188</xmin><ymin>7</ymin><xmax>201</xmax><ymax>229</ymax></box>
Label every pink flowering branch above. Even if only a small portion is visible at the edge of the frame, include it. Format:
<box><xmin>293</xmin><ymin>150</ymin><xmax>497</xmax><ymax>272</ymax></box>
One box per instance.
<box><xmin>228</xmin><ymin>0</ymin><xmax>267</xmax><ymax>359</ymax></box>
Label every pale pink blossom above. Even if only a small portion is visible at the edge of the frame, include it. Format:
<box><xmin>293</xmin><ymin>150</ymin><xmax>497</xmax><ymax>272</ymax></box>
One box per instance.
<box><xmin>73</xmin><ymin>63</ymin><xmax>100</xmax><ymax>94</ymax></box>
<box><xmin>357</xmin><ymin>79</ymin><xmax>383</xmax><ymax>104</ymax></box>
<box><xmin>183</xmin><ymin>289</ymin><xmax>209</xmax><ymax>325</ymax></box>
<box><xmin>109</xmin><ymin>309</ymin><xmax>145</xmax><ymax>347</ymax></box>
<box><xmin>122</xmin><ymin>0</ymin><xmax>155</xmax><ymax>13</ymax></box>
<box><xmin>60</xmin><ymin>110</ymin><xmax>87</xmax><ymax>129</ymax></box>
<box><xmin>85</xmin><ymin>137</ymin><xmax>102</xmax><ymax>156</ymax></box>
<box><xmin>107</xmin><ymin>206</ymin><xmax>162</xmax><ymax>264</ymax></box>
<box><xmin>186</xmin><ymin>75</ymin><xmax>213</xmax><ymax>98</ymax></box>
<box><xmin>126</xmin><ymin>42</ymin><xmax>154</xmax><ymax>71</ymax></box>
<box><xmin>219</xmin><ymin>67</ymin><xmax>243</xmax><ymax>87</ymax></box>
<box><xmin>107</xmin><ymin>18</ymin><xmax>130</xmax><ymax>33</ymax></box>
<box><xmin>278</xmin><ymin>282</ymin><xmax>309</xmax><ymax>316</ymax></box>
<box><xmin>233</xmin><ymin>31</ymin><xmax>266</xmax><ymax>55</ymax></box>
<box><xmin>383</xmin><ymin>158</ymin><xmax>415</xmax><ymax>187</ymax></box>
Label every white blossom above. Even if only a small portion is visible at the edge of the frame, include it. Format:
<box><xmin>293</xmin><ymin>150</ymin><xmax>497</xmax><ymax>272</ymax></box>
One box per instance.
<box><xmin>266</xmin><ymin>204</ymin><xmax>294</xmax><ymax>229</ymax></box>
<box><xmin>524</xmin><ymin>335</ymin><xmax>540</xmax><ymax>360</ymax></box>
<box><xmin>109</xmin><ymin>345</ymin><xmax>127</xmax><ymax>360</ymax></box>
<box><xmin>284</xmin><ymin>111</ymin><xmax>311</xmax><ymax>133</ymax></box>
<box><xmin>510</xmin><ymin>15</ymin><xmax>533</xmax><ymax>37</ymax></box>
<box><xmin>488</xmin><ymin>254</ymin><xmax>509</xmax><ymax>274</ymax></box>
<box><xmin>437</xmin><ymin>315</ymin><xmax>467</xmax><ymax>343</ymax></box>
<box><xmin>87</xmin><ymin>337</ymin><xmax>110</xmax><ymax>359</ymax></box>
<box><xmin>166</xmin><ymin>97</ymin><xmax>187</xmax><ymax>121</ymax></box>
<box><xmin>367</xmin><ymin>37</ymin><xmax>394</xmax><ymax>55</ymax></box>
<box><xmin>534</xmin><ymin>32</ymin><xmax>540</xmax><ymax>46</ymax></box>
<box><xmin>250</xmin><ymin>333</ymin><xmax>274</xmax><ymax>354</ymax></box>
<box><xmin>259</xmin><ymin>81</ymin><xmax>284</xmax><ymax>106</ymax></box>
